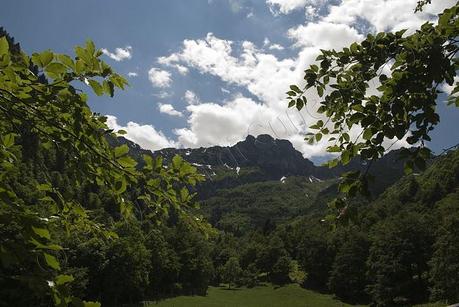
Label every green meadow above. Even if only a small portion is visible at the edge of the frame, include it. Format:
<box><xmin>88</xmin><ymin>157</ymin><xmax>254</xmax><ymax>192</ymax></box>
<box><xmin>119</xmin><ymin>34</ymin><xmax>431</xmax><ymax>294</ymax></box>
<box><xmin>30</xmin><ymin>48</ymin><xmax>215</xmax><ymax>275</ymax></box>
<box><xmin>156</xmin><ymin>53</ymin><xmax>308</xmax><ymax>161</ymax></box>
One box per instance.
<box><xmin>148</xmin><ymin>284</ymin><xmax>363</xmax><ymax>307</ymax></box>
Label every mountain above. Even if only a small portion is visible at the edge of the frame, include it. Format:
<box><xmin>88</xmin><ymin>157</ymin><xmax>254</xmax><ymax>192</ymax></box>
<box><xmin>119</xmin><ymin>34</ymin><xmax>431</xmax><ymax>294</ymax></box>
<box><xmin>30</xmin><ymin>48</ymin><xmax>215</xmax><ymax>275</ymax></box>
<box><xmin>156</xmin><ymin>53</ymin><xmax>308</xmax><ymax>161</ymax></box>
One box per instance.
<box><xmin>117</xmin><ymin>134</ymin><xmax>406</xmax><ymax>198</ymax></box>
<box><xmin>113</xmin><ymin>134</ymin><xmax>409</xmax><ymax>232</ymax></box>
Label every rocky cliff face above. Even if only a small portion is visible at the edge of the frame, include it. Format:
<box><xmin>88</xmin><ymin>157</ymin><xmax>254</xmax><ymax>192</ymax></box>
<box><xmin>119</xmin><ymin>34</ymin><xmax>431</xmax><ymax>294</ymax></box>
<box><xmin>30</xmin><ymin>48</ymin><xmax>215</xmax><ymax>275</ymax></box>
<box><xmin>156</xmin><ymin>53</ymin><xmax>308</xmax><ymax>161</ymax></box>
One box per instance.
<box><xmin>115</xmin><ymin>134</ymin><xmax>406</xmax><ymax>199</ymax></box>
<box><xmin>157</xmin><ymin>134</ymin><xmax>321</xmax><ymax>179</ymax></box>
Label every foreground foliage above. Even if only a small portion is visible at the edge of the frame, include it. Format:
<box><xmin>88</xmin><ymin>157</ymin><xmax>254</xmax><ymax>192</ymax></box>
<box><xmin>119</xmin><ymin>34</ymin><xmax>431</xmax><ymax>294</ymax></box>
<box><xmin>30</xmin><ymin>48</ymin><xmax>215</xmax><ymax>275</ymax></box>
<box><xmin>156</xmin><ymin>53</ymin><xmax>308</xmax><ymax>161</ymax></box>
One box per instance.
<box><xmin>288</xmin><ymin>2</ymin><xmax>459</xmax><ymax>213</ymax></box>
<box><xmin>0</xmin><ymin>29</ymin><xmax>204</xmax><ymax>306</ymax></box>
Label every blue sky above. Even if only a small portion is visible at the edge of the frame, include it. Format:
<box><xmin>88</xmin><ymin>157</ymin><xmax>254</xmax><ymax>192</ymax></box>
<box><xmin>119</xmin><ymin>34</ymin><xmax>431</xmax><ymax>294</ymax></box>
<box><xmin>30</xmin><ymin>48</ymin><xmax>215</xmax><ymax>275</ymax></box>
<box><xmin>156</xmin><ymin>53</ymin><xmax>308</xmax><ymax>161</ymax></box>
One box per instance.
<box><xmin>1</xmin><ymin>0</ymin><xmax>458</xmax><ymax>161</ymax></box>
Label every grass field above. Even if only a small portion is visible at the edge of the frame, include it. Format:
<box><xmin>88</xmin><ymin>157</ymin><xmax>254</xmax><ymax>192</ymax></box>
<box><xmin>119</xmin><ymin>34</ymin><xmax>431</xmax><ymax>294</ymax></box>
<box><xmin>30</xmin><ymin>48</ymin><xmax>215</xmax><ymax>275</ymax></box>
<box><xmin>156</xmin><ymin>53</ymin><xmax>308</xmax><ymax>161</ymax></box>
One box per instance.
<box><xmin>147</xmin><ymin>284</ymin><xmax>364</xmax><ymax>307</ymax></box>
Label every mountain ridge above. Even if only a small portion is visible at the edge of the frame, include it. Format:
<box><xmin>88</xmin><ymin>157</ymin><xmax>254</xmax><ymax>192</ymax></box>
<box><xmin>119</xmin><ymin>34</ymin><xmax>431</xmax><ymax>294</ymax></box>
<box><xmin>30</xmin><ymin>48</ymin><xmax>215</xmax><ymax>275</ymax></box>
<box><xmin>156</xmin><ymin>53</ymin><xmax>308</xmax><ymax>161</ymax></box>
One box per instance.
<box><xmin>114</xmin><ymin>134</ymin><xmax>407</xmax><ymax>201</ymax></box>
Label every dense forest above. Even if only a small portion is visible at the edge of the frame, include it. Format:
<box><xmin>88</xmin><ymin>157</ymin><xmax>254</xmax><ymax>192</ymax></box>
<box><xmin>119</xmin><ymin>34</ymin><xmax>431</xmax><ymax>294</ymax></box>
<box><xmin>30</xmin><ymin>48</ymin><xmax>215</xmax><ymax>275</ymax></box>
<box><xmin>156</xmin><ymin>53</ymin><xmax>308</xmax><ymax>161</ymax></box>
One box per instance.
<box><xmin>1</xmin><ymin>96</ymin><xmax>459</xmax><ymax>306</ymax></box>
<box><xmin>1</xmin><ymin>1</ymin><xmax>459</xmax><ymax>306</ymax></box>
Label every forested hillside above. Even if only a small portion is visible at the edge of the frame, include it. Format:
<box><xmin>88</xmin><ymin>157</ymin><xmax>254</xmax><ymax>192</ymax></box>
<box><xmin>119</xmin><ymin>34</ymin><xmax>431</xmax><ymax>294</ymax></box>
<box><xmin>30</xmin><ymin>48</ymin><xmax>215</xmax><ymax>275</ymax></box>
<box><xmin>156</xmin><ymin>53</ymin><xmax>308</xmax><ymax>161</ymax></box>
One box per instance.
<box><xmin>3</xmin><ymin>108</ymin><xmax>458</xmax><ymax>306</ymax></box>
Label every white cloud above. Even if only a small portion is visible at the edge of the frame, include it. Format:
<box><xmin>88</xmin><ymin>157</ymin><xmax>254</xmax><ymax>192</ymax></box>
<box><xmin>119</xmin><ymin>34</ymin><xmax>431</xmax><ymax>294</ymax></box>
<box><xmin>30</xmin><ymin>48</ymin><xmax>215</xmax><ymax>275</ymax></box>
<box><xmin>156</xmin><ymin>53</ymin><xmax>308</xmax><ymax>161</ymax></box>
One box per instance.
<box><xmin>288</xmin><ymin>22</ymin><xmax>363</xmax><ymax>49</ymax></box>
<box><xmin>127</xmin><ymin>72</ymin><xmax>138</xmax><ymax>77</ymax></box>
<box><xmin>173</xmin><ymin>94</ymin><xmax>334</xmax><ymax>159</ymax></box>
<box><xmin>269</xmin><ymin>43</ymin><xmax>285</xmax><ymax>50</ymax></box>
<box><xmin>158</xmin><ymin>103</ymin><xmax>183</xmax><ymax>117</ymax></box>
<box><xmin>175</xmin><ymin>96</ymin><xmax>278</xmax><ymax>148</ymax></box>
<box><xmin>146</xmin><ymin>0</ymin><xmax>455</xmax><ymax>158</ymax></box>
<box><xmin>263</xmin><ymin>38</ymin><xmax>285</xmax><ymax>50</ymax></box>
<box><xmin>154</xmin><ymin>33</ymin><xmax>341</xmax><ymax>158</ymax></box>
<box><xmin>158</xmin><ymin>33</ymin><xmax>302</xmax><ymax>108</ymax></box>
<box><xmin>106</xmin><ymin>115</ymin><xmax>176</xmax><ymax>151</ymax></box>
<box><xmin>101</xmin><ymin>46</ymin><xmax>132</xmax><ymax>61</ymax></box>
<box><xmin>266</xmin><ymin>0</ymin><xmax>308</xmax><ymax>14</ymax></box>
<box><xmin>148</xmin><ymin>68</ymin><xmax>172</xmax><ymax>88</ymax></box>
<box><xmin>176</xmin><ymin>65</ymin><xmax>189</xmax><ymax>75</ymax></box>
<box><xmin>324</xmin><ymin>0</ymin><xmax>457</xmax><ymax>33</ymax></box>
<box><xmin>155</xmin><ymin>91</ymin><xmax>173</xmax><ymax>99</ymax></box>
<box><xmin>184</xmin><ymin>90</ymin><xmax>200</xmax><ymax>105</ymax></box>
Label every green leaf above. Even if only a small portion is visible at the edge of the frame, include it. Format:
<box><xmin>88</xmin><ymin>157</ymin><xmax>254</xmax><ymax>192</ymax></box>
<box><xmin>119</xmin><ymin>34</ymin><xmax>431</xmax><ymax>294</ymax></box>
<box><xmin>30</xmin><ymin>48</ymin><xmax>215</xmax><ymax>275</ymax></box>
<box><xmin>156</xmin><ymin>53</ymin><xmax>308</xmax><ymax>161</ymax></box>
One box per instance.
<box><xmin>327</xmin><ymin>145</ymin><xmax>341</xmax><ymax>153</ymax></box>
<box><xmin>363</xmin><ymin>128</ymin><xmax>373</xmax><ymax>140</ymax></box>
<box><xmin>317</xmin><ymin>86</ymin><xmax>324</xmax><ymax>97</ymax></box>
<box><xmin>339</xmin><ymin>182</ymin><xmax>351</xmax><ymax>193</ymax></box>
<box><xmin>32</xmin><ymin>226</ymin><xmax>50</xmax><ymax>240</ymax></box>
<box><xmin>296</xmin><ymin>98</ymin><xmax>304</xmax><ymax>111</ymax></box>
<box><xmin>3</xmin><ymin>133</ymin><xmax>15</xmax><ymax>147</ymax></box>
<box><xmin>0</xmin><ymin>36</ymin><xmax>9</xmax><ymax>56</ymax></box>
<box><xmin>114</xmin><ymin>144</ymin><xmax>129</xmax><ymax>158</ymax></box>
<box><xmin>180</xmin><ymin>187</ymin><xmax>190</xmax><ymax>202</ymax></box>
<box><xmin>114</xmin><ymin>178</ymin><xmax>127</xmax><ymax>194</ymax></box>
<box><xmin>88</xmin><ymin>80</ymin><xmax>103</xmax><ymax>96</ymax></box>
<box><xmin>117</xmin><ymin>156</ymin><xmax>137</xmax><ymax>168</ymax></box>
<box><xmin>37</xmin><ymin>183</ymin><xmax>52</xmax><ymax>192</ymax></box>
<box><xmin>315</xmin><ymin>133</ymin><xmax>323</xmax><ymax>142</ymax></box>
<box><xmin>289</xmin><ymin>85</ymin><xmax>302</xmax><ymax>94</ymax></box>
<box><xmin>57</xmin><ymin>54</ymin><xmax>74</xmax><ymax>68</ymax></box>
<box><xmin>55</xmin><ymin>274</ymin><xmax>74</xmax><ymax>286</ymax></box>
<box><xmin>103</xmin><ymin>80</ymin><xmax>114</xmax><ymax>97</ymax></box>
<box><xmin>44</xmin><ymin>253</ymin><xmax>60</xmax><ymax>270</ymax></box>
<box><xmin>75</xmin><ymin>46</ymin><xmax>91</xmax><ymax>63</ymax></box>
<box><xmin>45</xmin><ymin>62</ymin><xmax>67</xmax><ymax>76</ymax></box>
<box><xmin>86</xmin><ymin>40</ymin><xmax>96</xmax><ymax>55</ymax></box>
<box><xmin>349</xmin><ymin>113</ymin><xmax>365</xmax><ymax>125</ymax></box>
<box><xmin>172</xmin><ymin>155</ymin><xmax>183</xmax><ymax>170</ymax></box>
<box><xmin>341</xmin><ymin>150</ymin><xmax>351</xmax><ymax>165</ymax></box>
<box><xmin>326</xmin><ymin>158</ymin><xmax>339</xmax><ymax>168</ymax></box>
<box><xmin>39</xmin><ymin>50</ymin><xmax>54</xmax><ymax>67</ymax></box>
<box><xmin>350</xmin><ymin>42</ymin><xmax>359</xmax><ymax>53</ymax></box>
<box><xmin>143</xmin><ymin>154</ymin><xmax>153</xmax><ymax>169</ymax></box>
<box><xmin>147</xmin><ymin>178</ymin><xmax>160</xmax><ymax>188</ymax></box>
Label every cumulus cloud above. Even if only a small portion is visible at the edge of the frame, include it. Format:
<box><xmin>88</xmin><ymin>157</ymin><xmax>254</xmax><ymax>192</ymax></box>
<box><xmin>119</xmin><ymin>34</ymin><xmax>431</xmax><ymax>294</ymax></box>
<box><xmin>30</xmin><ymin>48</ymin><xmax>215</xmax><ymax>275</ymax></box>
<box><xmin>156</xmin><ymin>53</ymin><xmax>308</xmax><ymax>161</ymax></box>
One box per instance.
<box><xmin>266</xmin><ymin>0</ymin><xmax>308</xmax><ymax>14</ymax></box>
<box><xmin>101</xmin><ymin>46</ymin><xmax>132</xmax><ymax>61</ymax></box>
<box><xmin>148</xmin><ymin>68</ymin><xmax>172</xmax><ymax>88</ymax></box>
<box><xmin>144</xmin><ymin>0</ymin><xmax>454</xmax><ymax>159</ymax></box>
<box><xmin>154</xmin><ymin>32</ymin><xmax>362</xmax><ymax>158</ymax></box>
<box><xmin>175</xmin><ymin>65</ymin><xmax>189</xmax><ymax>75</ymax></box>
<box><xmin>106</xmin><ymin>115</ymin><xmax>176</xmax><ymax>151</ymax></box>
<box><xmin>158</xmin><ymin>103</ymin><xmax>183</xmax><ymax>117</ymax></box>
<box><xmin>288</xmin><ymin>22</ymin><xmax>363</xmax><ymax>49</ymax></box>
<box><xmin>269</xmin><ymin>44</ymin><xmax>285</xmax><ymax>51</ymax></box>
<box><xmin>173</xmin><ymin>94</ymin><xmax>333</xmax><ymax>158</ymax></box>
<box><xmin>157</xmin><ymin>33</ymin><xmax>303</xmax><ymax>108</ymax></box>
<box><xmin>127</xmin><ymin>72</ymin><xmax>138</xmax><ymax>77</ymax></box>
<box><xmin>184</xmin><ymin>90</ymin><xmax>200</xmax><ymax>105</ymax></box>
<box><xmin>324</xmin><ymin>0</ymin><xmax>457</xmax><ymax>33</ymax></box>
<box><xmin>263</xmin><ymin>38</ymin><xmax>285</xmax><ymax>50</ymax></box>
<box><xmin>175</xmin><ymin>96</ymin><xmax>278</xmax><ymax>148</ymax></box>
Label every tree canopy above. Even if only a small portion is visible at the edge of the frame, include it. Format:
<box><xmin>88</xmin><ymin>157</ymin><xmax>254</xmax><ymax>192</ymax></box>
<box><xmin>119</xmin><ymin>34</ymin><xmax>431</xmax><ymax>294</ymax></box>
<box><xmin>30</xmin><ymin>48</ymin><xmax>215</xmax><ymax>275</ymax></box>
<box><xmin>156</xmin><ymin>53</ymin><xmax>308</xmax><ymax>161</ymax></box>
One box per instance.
<box><xmin>287</xmin><ymin>2</ymin><xmax>459</xmax><ymax>217</ymax></box>
<box><xmin>0</xmin><ymin>31</ymin><xmax>204</xmax><ymax>306</ymax></box>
